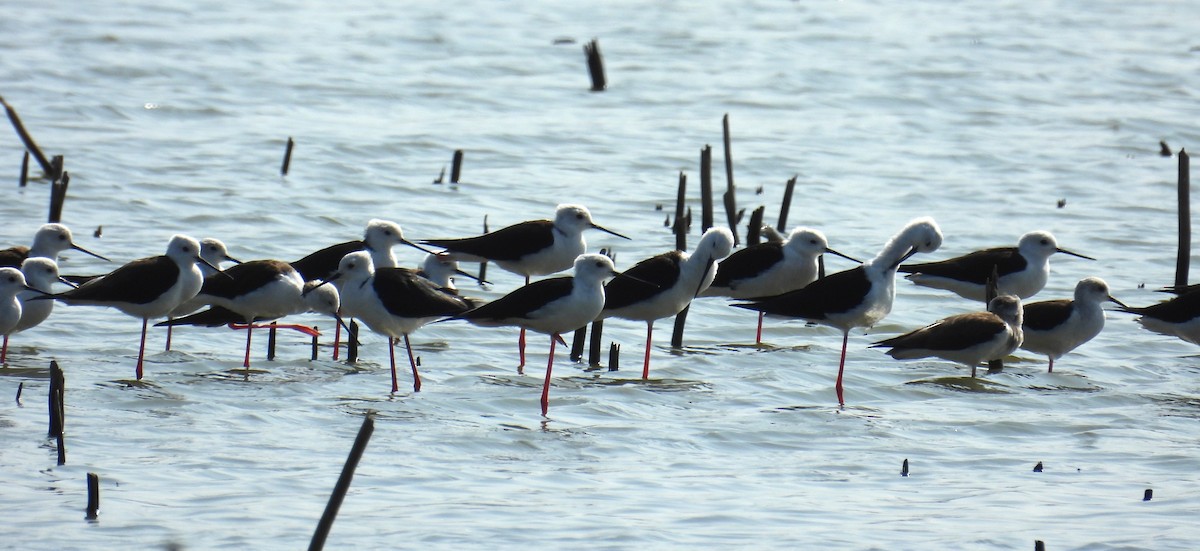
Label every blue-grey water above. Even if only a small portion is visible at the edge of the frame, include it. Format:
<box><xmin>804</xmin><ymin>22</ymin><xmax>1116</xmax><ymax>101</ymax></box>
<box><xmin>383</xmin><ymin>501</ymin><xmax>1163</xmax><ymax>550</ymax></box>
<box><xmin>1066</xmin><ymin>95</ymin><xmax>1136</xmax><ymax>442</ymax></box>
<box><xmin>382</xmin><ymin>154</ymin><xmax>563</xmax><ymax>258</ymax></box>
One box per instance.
<box><xmin>2</xmin><ymin>1</ymin><xmax>1200</xmax><ymax>549</ymax></box>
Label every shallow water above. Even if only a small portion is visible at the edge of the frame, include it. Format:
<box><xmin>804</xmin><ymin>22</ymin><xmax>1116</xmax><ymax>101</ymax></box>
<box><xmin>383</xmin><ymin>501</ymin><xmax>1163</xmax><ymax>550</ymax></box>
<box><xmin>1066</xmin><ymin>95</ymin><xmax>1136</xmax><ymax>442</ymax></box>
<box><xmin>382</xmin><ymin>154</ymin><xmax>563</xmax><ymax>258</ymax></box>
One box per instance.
<box><xmin>3</xmin><ymin>0</ymin><xmax>1200</xmax><ymax>549</ymax></box>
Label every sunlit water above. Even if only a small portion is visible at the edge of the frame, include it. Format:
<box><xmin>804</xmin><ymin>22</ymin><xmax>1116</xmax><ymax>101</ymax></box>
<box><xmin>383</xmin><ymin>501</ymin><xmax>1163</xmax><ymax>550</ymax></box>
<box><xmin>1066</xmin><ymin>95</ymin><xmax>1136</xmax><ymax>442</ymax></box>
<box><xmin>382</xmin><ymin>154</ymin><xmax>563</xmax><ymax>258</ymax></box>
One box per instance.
<box><xmin>2</xmin><ymin>0</ymin><xmax>1200</xmax><ymax>549</ymax></box>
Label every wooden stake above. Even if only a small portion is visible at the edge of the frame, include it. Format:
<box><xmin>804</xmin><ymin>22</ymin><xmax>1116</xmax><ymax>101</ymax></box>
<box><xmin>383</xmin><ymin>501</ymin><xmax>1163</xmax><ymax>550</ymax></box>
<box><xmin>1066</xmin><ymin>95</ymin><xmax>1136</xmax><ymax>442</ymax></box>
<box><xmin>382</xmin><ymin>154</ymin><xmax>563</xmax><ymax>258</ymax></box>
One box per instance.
<box><xmin>309</xmin><ymin>413</ymin><xmax>375</xmax><ymax>551</ymax></box>
<box><xmin>583</xmin><ymin>39</ymin><xmax>607</xmax><ymax>92</ymax></box>
<box><xmin>1176</xmin><ymin>149</ymin><xmax>1190</xmax><ymax>288</ymax></box>
<box><xmin>281</xmin><ymin>137</ymin><xmax>294</xmax><ymax>176</ymax></box>
<box><xmin>746</xmin><ymin>206</ymin><xmax>765</xmax><ymax>246</ymax></box>
<box><xmin>48</xmin><ymin>170</ymin><xmax>69</xmax><ymax>223</ymax></box>
<box><xmin>19</xmin><ymin>150</ymin><xmax>29</xmax><ymax>187</ymax></box>
<box><xmin>478</xmin><ymin>216</ymin><xmax>489</xmax><ymax>287</ymax></box>
<box><xmin>778</xmin><ymin>175</ymin><xmax>797</xmax><ymax>231</ymax></box>
<box><xmin>450</xmin><ymin>150</ymin><xmax>464</xmax><ymax>184</ymax></box>
<box><xmin>267</xmin><ymin>321</ymin><xmax>278</xmax><ymax>361</ymax></box>
<box><xmin>900</xmin><ymin>458</ymin><xmax>909</xmax><ymax>477</ymax></box>
<box><xmin>588</xmin><ymin>320</ymin><xmax>604</xmax><ymax>366</ymax></box>
<box><xmin>86</xmin><ymin>473</ymin><xmax>100</xmax><ymax>519</ymax></box>
<box><xmin>346</xmin><ymin>322</ymin><xmax>359</xmax><ymax>363</ymax></box>
<box><xmin>608</xmin><ymin>342</ymin><xmax>620</xmax><ymax>372</ymax></box>
<box><xmin>986</xmin><ymin>266</ymin><xmax>1003</xmax><ymax>374</ymax></box>
<box><xmin>674</xmin><ymin>172</ymin><xmax>688</xmax><ymax>251</ymax></box>
<box><xmin>670</xmin><ymin>304</ymin><xmax>690</xmax><ymax>349</ymax></box>
<box><xmin>722</xmin><ymin>114</ymin><xmax>740</xmax><ymax>246</ymax></box>
<box><xmin>700</xmin><ymin>146</ymin><xmax>713</xmax><ymax>231</ymax></box>
<box><xmin>0</xmin><ymin>96</ymin><xmax>54</xmax><ymax>177</ymax></box>
<box><xmin>311</xmin><ymin>327</ymin><xmax>320</xmax><ymax>361</ymax></box>
<box><xmin>570</xmin><ymin>326</ymin><xmax>586</xmax><ymax>362</ymax></box>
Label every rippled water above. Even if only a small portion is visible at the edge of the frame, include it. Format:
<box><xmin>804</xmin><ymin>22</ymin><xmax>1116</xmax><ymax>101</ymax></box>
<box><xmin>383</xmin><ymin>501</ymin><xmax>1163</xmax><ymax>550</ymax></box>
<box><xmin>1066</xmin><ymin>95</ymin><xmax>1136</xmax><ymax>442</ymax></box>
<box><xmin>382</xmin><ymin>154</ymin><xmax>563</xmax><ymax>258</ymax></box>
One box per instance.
<box><xmin>3</xmin><ymin>0</ymin><xmax>1200</xmax><ymax>549</ymax></box>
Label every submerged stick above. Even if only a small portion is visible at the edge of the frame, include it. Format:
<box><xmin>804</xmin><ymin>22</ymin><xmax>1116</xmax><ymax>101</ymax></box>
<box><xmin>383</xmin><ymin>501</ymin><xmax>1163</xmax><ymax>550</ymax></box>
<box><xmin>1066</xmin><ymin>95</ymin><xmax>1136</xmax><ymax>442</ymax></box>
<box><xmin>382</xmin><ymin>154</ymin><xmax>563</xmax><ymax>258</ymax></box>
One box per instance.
<box><xmin>86</xmin><ymin>472</ymin><xmax>100</xmax><ymax>520</ymax></box>
<box><xmin>48</xmin><ymin>170</ymin><xmax>69</xmax><ymax>223</ymax></box>
<box><xmin>19</xmin><ymin>151</ymin><xmax>29</xmax><ymax>187</ymax></box>
<box><xmin>674</xmin><ymin>172</ymin><xmax>687</xmax><ymax>251</ymax></box>
<box><xmin>746</xmin><ymin>206</ymin><xmax>765</xmax><ymax>246</ymax></box>
<box><xmin>570</xmin><ymin>326</ymin><xmax>586</xmax><ymax>362</ymax></box>
<box><xmin>1176</xmin><ymin>149</ymin><xmax>1190</xmax><ymax>288</ymax></box>
<box><xmin>722</xmin><ymin>114</ymin><xmax>740</xmax><ymax>247</ymax></box>
<box><xmin>700</xmin><ymin>146</ymin><xmax>713</xmax><ymax>231</ymax></box>
<box><xmin>311</xmin><ymin>327</ymin><xmax>320</xmax><ymax>361</ymax></box>
<box><xmin>583</xmin><ymin>39</ymin><xmax>607</xmax><ymax>92</ymax></box>
<box><xmin>986</xmin><ymin>266</ymin><xmax>1003</xmax><ymax>374</ymax></box>
<box><xmin>49</xmin><ymin>361</ymin><xmax>64</xmax><ymax>438</ymax></box>
<box><xmin>309</xmin><ymin>413</ymin><xmax>375</xmax><ymax>551</ymax></box>
<box><xmin>1</xmin><ymin>96</ymin><xmax>54</xmax><ymax>177</ymax></box>
<box><xmin>1143</xmin><ymin>489</ymin><xmax>1153</xmax><ymax>501</ymax></box>
<box><xmin>450</xmin><ymin>150</ymin><xmax>464</xmax><ymax>184</ymax></box>
<box><xmin>900</xmin><ymin>458</ymin><xmax>909</xmax><ymax>477</ymax></box>
<box><xmin>267</xmin><ymin>322</ymin><xmax>278</xmax><ymax>361</ymax></box>
<box><xmin>16</xmin><ymin>381</ymin><xmax>23</xmax><ymax>404</ymax></box>
<box><xmin>608</xmin><ymin>342</ymin><xmax>620</xmax><ymax>372</ymax></box>
<box><xmin>778</xmin><ymin>175</ymin><xmax>797</xmax><ymax>231</ymax></box>
<box><xmin>588</xmin><ymin>320</ymin><xmax>604</xmax><ymax>366</ymax></box>
<box><xmin>281</xmin><ymin>137</ymin><xmax>294</xmax><ymax>176</ymax></box>
<box><xmin>478</xmin><ymin>216</ymin><xmax>489</xmax><ymax>287</ymax></box>
<box><xmin>346</xmin><ymin>322</ymin><xmax>359</xmax><ymax>363</ymax></box>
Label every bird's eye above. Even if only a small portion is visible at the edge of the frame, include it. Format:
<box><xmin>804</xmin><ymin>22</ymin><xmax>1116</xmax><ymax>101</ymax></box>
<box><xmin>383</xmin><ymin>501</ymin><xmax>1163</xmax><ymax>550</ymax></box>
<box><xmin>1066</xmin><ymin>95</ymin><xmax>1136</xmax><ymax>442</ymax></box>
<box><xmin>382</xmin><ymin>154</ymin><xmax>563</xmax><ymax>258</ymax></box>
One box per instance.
<box><xmin>576</xmin><ymin>213</ymin><xmax>585</xmax><ymax>220</ymax></box>
<box><xmin>594</xmin><ymin>261</ymin><xmax>604</xmax><ymax>268</ymax></box>
<box><xmin>58</xmin><ymin>235</ymin><xmax>67</xmax><ymax>241</ymax></box>
<box><xmin>1041</xmin><ymin>239</ymin><xmax>1050</xmax><ymax>245</ymax></box>
<box><xmin>809</xmin><ymin>239</ymin><xmax>818</xmax><ymax>245</ymax></box>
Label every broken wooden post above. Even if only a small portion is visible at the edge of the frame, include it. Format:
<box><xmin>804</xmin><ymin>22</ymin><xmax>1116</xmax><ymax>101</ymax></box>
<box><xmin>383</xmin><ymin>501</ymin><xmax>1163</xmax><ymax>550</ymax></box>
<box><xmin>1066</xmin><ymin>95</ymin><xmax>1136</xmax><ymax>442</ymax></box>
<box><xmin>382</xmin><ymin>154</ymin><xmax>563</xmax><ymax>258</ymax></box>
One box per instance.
<box><xmin>311</xmin><ymin>327</ymin><xmax>320</xmax><ymax>361</ymax></box>
<box><xmin>1</xmin><ymin>96</ymin><xmax>54</xmax><ymax>177</ymax></box>
<box><xmin>570</xmin><ymin>326</ymin><xmax>586</xmax><ymax>362</ymax></box>
<box><xmin>309</xmin><ymin>413</ymin><xmax>375</xmax><ymax>551</ymax></box>
<box><xmin>746</xmin><ymin>206</ymin><xmax>765</xmax><ymax>246</ymax></box>
<box><xmin>1176</xmin><ymin>148</ymin><xmax>1190</xmax><ymax>288</ymax></box>
<box><xmin>588</xmin><ymin>320</ymin><xmax>604</xmax><ymax>366</ymax></box>
<box><xmin>86</xmin><ymin>473</ymin><xmax>100</xmax><ymax>520</ymax></box>
<box><xmin>19</xmin><ymin>151</ymin><xmax>29</xmax><ymax>187</ymax></box>
<box><xmin>267</xmin><ymin>322</ymin><xmax>278</xmax><ymax>361</ymax></box>
<box><xmin>673</xmin><ymin>172</ymin><xmax>688</xmax><ymax>251</ymax></box>
<box><xmin>346</xmin><ymin>321</ymin><xmax>359</xmax><ymax>363</ymax></box>
<box><xmin>281</xmin><ymin>137</ymin><xmax>294</xmax><ymax>175</ymax></box>
<box><xmin>778</xmin><ymin>175</ymin><xmax>797</xmax><ymax>231</ymax></box>
<box><xmin>700</xmin><ymin>146</ymin><xmax>713</xmax><ymax>231</ymax></box>
<box><xmin>986</xmin><ymin>266</ymin><xmax>1003</xmax><ymax>374</ymax></box>
<box><xmin>722</xmin><ymin>114</ymin><xmax>740</xmax><ymax>246</ymax></box>
<box><xmin>48</xmin><ymin>171</ymin><xmax>69</xmax><ymax>223</ymax></box>
<box><xmin>608</xmin><ymin>342</ymin><xmax>620</xmax><ymax>372</ymax></box>
<box><xmin>450</xmin><ymin>150</ymin><xmax>464</xmax><ymax>184</ymax></box>
<box><xmin>583</xmin><ymin>39</ymin><xmax>606</xmax><ymax>92</ymax></box>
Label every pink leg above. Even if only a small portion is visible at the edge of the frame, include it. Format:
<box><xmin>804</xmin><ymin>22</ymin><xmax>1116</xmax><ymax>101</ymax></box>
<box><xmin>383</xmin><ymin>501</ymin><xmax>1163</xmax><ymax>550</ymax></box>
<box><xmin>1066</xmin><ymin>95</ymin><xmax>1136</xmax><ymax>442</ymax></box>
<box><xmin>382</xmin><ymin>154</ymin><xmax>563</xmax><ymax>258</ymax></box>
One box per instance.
<box><xmin>242</xmin><ymin>323</ymin><xmax>253</xmax><ymax>369</ymax></box>
<box><xmin>165</xmin><ymin>320</ymin><xmax>173</xmax><ymax>351</ymax></box>
<box><xmin>834</xmin><ymin>331</ymin><xmax>848</xmax><ymax>407</ymax></box>
<box><xmin>136</xmin><ymin>318</ymin><xmax>149</xmax><ymax>380</ymax></box>
<box><xmin>642</xmin><ymin>321</ymin><xmax>653</xmax><ymax>380</ymax></box>
<box><xmin>405</xmin><ymin>334</ymin><xmax>421</xmax><ymax>392</ymax></box>
<box><xmin>541</xmin><ymin>334</ymin><xmax>558</xmax><ymax>416</ymax></box>
<box><xmin>755</xmin><ymin>312</ymin><xmax>764</xmax><ymax>344</ymax></box>
<box><xmin>389</xmin><ymin>337</ymin><xmax>399</xmax><ymax>393</ymax></box>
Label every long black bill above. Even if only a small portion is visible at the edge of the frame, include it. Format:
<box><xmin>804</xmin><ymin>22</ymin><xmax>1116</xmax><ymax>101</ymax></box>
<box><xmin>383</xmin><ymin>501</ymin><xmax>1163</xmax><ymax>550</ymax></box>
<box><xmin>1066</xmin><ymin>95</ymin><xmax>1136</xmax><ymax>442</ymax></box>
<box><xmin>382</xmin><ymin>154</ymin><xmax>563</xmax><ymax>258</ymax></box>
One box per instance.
<box><xmin>304</xmin><ymin>272</ymin><xmax>342</xmax><ymax>297</ymax></box>
<box><xmin>591</xmin><ymin>223</ymin><xmax>632</xmax><ymax>240</ymax></box>
<box><xmin>824</xmin><ymin>247</ymin><xmax>861</xmax><ymax>264</ymax></box>
<box><xmin>1056</xmin><ymin>247</ymin><xmax>1096</xmax><ymax>261</ymax></box>
<box><xmin>889</xmin><ymin>247</ymin><xmax>919</xmax><ymax>270</ymax></box>
<box><xmin>71</xmin><ymin>243</ymin><xmax>110</xmax><ymax>262</ymax></box>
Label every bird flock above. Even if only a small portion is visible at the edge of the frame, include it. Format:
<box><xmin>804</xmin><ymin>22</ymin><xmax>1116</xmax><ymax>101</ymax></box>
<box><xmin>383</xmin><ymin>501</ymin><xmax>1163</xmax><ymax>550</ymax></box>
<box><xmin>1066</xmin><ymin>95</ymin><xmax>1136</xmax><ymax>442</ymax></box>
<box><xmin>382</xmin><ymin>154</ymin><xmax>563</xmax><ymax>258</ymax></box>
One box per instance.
<box><xmin>0</xmin><ymin>207</ymin><xmax>1194</xmax><ymax>414</ymax></box>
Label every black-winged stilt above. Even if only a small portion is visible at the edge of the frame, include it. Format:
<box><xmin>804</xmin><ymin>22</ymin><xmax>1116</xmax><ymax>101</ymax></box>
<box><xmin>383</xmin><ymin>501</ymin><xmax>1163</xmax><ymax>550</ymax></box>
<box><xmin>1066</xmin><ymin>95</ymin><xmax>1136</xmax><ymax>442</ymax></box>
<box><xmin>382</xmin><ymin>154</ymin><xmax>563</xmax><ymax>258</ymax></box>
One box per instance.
<box><xmin>423</xmin><ymin>204</ymin><xmax>629</xmax><ymax>372</ymax></box>
<box><xmin>871</xmin><ymin>294</ymin><xmax>1024</xmax><ymax>377</ymax></box>
<box><xmin>899</xmin><ymin>230</ymin><xmax>1093</xmax><ymax>301</ymax></box>
<box><xmin>1020</xmin><ymin>277</ymin><xmax>1124</xmax><ymax>372</ymax></box>
<box><xmin>600</xmin><ymin>227</ymin><xmax>734</xmax><ymax>379</ymax></box>
<box><xmin>34</xmin><ymin>235</ymin><xmax>220</xmax><ymax>379</ymax></box>
<box><xmin>319</xmin><ymin>251</ymin><xmax>476</xmax><ymax>393</ymax></box>
<box><xmin>448</xmin><ymin>253</ymin><xmax>620</xmax><ymax>415</ymax></box>
<box><xmin>701</xmin><ymin>227</ymin><xmax>859</xmax><ymax>343</ymax></box>
<box><xmin>733</xmin><ymin>217</ymin><xmax>944</xmax><ymax>407</ymax></box>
